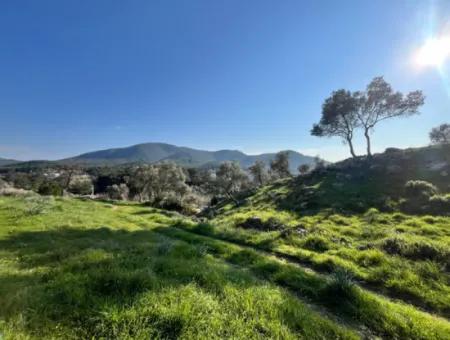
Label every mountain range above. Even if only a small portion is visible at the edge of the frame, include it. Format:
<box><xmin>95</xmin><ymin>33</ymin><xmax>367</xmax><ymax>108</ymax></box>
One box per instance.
<box><xmin>63</xmin><ymin>143</ymin><xmax>317</xmax><ymax>172</ymax></box>
<box><xmin>1</xmin><ymin>143</ymin><xmax>318</xmax><ymax>172</ymax></box>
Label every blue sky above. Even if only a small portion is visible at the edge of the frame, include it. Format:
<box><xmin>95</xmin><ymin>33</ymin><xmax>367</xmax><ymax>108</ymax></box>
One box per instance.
<box><xmin>1</xmin><ymin>0</ymin><xmax>449</xmax><ymax>162</ymax></box>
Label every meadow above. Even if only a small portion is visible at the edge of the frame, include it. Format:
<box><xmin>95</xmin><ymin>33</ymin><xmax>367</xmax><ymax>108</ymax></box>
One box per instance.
<box><xmin>0</xmin><ymin>195</ymin><xmax>449</xmax><ymax>339</ymax></box>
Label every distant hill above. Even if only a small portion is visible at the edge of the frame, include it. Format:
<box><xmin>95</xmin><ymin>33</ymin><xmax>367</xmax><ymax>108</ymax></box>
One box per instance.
<box><xmin>0</xmin><ymin>158</ymin><xmax>20</xmax><ymax>166</ymax></box>
<box><xmin>62</xmin><ymin>143</ymin><xmax>317</xmax><ymax>172</ymax></box>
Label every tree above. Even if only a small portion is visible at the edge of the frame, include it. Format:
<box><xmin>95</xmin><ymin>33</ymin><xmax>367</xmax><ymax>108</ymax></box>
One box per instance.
<box><xmin>270</xmin><ymin>151</ymin><xmax>291</xmax><ymax>179</ymax></box>
<box><xmin>106</xmin><ymin>184</ymin><xmax>129</xmax><ymax>200</ymax></box>
<box><xmin>127</xmin><ymin>163</ymin><xmax>189</xmax><ymax>205</ymax></box>
<box><xmin>249</xmin><ymin>160</ymin><xmax>269</xmax><ymax>186</ymax></box>
<box><xmin>311</xmin><ymin>90</ymin><xmax>359</xmax><ymax>158</ymax></box>
<box><xmin>355</xmin><ymin>77</ymin><xmax>425</xmax><ymax>156</ymax></box>
<box><xmin>429</xmin><ymin>123</ymin><xmax>450</xmax><ymax>145</ymax></box>
<box><xmin>215</xmin><ymin>162</ymin><xmax>250</xmax><ymax>203</ymax></box>
<box><xmin>298</xmin><ymin>164</ymin><xmax>310</xmax><ymax>176</ymax></box>
<box><xmin>127</xmin><ymin>165</ymin><xmax>158</xmax><ymax>202</ymax></box>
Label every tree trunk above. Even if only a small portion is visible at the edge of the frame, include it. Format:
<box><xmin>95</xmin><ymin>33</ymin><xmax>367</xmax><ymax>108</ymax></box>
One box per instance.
<box><xmin>364</xmin><ymin>128</ymin><xmax>372</xmax><ymax>157</ymax></box>
<box><xmin>347</xmin><ymin>138</ymin><xmax>357</xmax><ymax>158</ymax></box>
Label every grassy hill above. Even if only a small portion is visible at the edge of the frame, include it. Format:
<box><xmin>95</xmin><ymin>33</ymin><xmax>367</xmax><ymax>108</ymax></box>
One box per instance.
<box><xmin>0</xmin><ymin>195</ymin><xmax>449</xmax><ymax>339</ymax></box>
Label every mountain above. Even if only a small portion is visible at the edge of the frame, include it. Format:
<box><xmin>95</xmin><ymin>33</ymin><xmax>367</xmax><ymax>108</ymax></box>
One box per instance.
<box><xmin>0</xmin><ymin>158</ymin><xmax>20</xmax><ymax>166</ymax></box>
<box><xmin>63</xmin><ymin>143</ymin><xmax>317</xmax><ymax>171</ymax></box>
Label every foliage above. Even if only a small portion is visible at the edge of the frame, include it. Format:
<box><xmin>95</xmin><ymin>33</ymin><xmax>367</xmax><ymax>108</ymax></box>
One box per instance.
<box><xmin>354</xmin><ymin>76</ymin><xmax>424</xmax><ymax>156</ymax></box>
<box><xmin>270</xmin><ymin>151</ymin><xmax>291</xmax><ymax>179</ymax></box>
<box><xmin>298</xmin><ymin>163</ymin><xmax>310</xmax><ymax>175</ymax></box>
<box><xmin>106</xmin><ymin>183</ymin><xmax>129</xmax><ymax>200</ymax></box>
<box><xmin>248</xmin><ymin>160</ymin><xmax>269</xmax><ymax>186</ymax></box>
<box><xmin>430</xmin><ymin>123</ymin><xmax>450</xmax><ymax>145</ymax></box>
<box><xmin>312</xmin><ymin>77</ymin><xmax>424</xmax><ymax>157</ymax></box>
<box><xmin>311</xmin><ymin>89</ymin><xmax>359</xmax><ymax>158</ymax></box>
<box><xmin>215</xmin><ymin>162</ymin><xmax>250</xmax><ymax>202</ymax></box>
<box><xmin>38</xmin><ymin>180</ymin><xmax>64</xmax><ymax>196</ymax></box>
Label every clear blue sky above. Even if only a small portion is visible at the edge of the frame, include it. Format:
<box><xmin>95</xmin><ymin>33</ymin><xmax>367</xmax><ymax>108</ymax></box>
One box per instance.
<box><xmin>1</xmin><ymin>0</ymin><xmax>449</xmax><ymax>161</ymax></box>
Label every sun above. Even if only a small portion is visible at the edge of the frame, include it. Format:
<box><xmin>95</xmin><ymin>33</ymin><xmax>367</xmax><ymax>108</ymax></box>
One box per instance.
<box><xmin>415</xmin><ymin>35</ymin><xmax>450</xmax><ymax>68</ymax></box>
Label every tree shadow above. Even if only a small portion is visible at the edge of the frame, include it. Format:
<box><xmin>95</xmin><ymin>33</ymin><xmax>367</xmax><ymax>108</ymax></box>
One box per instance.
<box><xmin>0</xmin><ymin>226</ymin><xmax>264</xmax><ymax>338</ymax></box>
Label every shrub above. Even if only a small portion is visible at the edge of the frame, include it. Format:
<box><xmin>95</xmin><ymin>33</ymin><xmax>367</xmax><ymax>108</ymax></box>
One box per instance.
<box><xmin>324</xmin><ymin>268</ymin><xmax>355</xmax><ymax>304</ymax></box>
<box><xmin>23</xmin><ymin>196</ymin><xmax>55</xmax><ymax>215</ymax></box>
<box><xmin>38</xmin><ymin>181</ymin><xmax>64</xmax><ymax>196</ymax></box>
<box><xmin>69</xmin><ymin>179</ymin><xmax>93</xmax><ymax>195</ymax></box>
<box><xmin>106</xmin><ymin>184</ymin><xmax>129</xmax><ymax>200</ymax></box>
<box><xmin>381</xmin><ymin>237</ymin><xmax>447</xmax><ymax>263</ymax></box>
<box><xmin>302</xmin><ymin>235</ymin><xmax>331</xmax><ymax>252</ymax></box>
<box><xmin>428</xmin><ymin>195</ymin><xmax>450</xmax><ymax>215</ymax></box>
<box><xmin>404</xmin><ymin>180</ymin><xmax>437</xmax><ymax>201</ymax></box>
<box><xmin>400</xmin><ymin>181</ymin><xmax>447</xmax><ymax>214</ymax></box>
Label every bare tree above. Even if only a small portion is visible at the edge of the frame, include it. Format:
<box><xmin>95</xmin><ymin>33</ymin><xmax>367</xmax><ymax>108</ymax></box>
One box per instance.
<box><xmin>429</xmin><ymin>123</ymin><xmax>450</xmax><ymax>145</ymax></box>
<box><xmin>355</xmin><ymin>77</ymin><xmax>425</xmax><ymax>157</ymax></box>
<box><xmin>311</xmin><ymin>90</ymin><xmax>359</xmax><ymax>158</ymax></box>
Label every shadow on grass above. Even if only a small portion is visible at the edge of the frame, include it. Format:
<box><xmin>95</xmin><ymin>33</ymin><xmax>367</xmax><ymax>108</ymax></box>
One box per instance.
<box><xmin>0</xmin><ymin>226</ymin><xmax>263</xmax><ymax>339</ymax></box>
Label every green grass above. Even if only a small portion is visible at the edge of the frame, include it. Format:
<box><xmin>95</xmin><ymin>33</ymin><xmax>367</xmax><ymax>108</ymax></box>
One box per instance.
<box><xmin>0</xmin><ymin>196</ymin><xmax>357</xmax><ymax>339</ymax></box>
<box><xmin>203</xmin><ymin>201</ymin><xmax>450</xmax><ymax>318</ymax></box>
<box><xmin>1</xmin><ymin>196</ymin><xmax>450</xmax><ymax>339</ymax></box>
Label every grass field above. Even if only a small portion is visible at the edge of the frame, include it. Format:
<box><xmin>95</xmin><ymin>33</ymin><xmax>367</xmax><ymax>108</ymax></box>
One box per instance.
<box><xmin>1</xmin><ymin>195</ymin><xmax>449</xmax><ymax>339</ymax></box>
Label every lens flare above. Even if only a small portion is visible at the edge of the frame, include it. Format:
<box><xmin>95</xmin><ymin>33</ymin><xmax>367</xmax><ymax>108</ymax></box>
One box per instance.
<box><xmin>415</xmin><ymin>35</ymin><xmax>450</xmax><ymax>68</ymax></box>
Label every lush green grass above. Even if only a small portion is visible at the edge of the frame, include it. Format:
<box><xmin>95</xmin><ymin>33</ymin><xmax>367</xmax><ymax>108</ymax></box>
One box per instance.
<box><xmin>204</xmin><ymin>198</ymin><xmax>450</xmax><ymax>317</ymax></box>
<box><xmin>1</xmin><ymin>196</ymin><xmax>450</xmax><ymax>339</ymax></box>
<box><xmin>0</xmin><ymin>196</ymin><xmax>357</xmax><ymax>339</ymax></box>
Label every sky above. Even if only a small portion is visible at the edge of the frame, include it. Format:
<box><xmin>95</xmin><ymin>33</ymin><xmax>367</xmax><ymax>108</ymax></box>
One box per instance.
<box><xmin>1</xmin><ymin>0</ymin><xmax>449</xmax><ymax>162</ymax></box>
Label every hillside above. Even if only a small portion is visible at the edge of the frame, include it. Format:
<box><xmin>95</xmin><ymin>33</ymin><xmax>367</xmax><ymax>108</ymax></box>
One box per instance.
<box><xmin>1</xmin><ymin>194</ymin><xmax>449</xmax><ymax>339</ymax></box>
<box><xmin>62</xmin><ymin>142</ymin><xmax>316</xmax><ymax>171</ymax></box>
<box><xmin>0</xmin><ymin>158</ymin><xmax>19</xmax><ymax>167</ymax></box>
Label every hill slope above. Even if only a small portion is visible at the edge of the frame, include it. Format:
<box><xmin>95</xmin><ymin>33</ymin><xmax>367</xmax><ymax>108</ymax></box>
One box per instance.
<box><xmin>0</xmin><ymin>158</ymin><xmax>19</xmax><ymax>166</ymax></box>
<box><xmin>63</xmin><ymin>142</ymin><xmax>316</xmax><ymax>171</ymax></box>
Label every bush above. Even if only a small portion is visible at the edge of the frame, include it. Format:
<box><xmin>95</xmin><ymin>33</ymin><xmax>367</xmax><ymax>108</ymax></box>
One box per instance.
<box><xmin>106</xmin><ymin>184</ymin><xmax>129</xmax><ymax>200</ymax></box>
<box><xmin>38</xmin><ymin>181</ymin><xmax>64</xmax><ymax>196</ymax></box>
<box><xmin>381</xmin><ymin>237</ymin><xmax>447</xmax><ymax>263</ymax></box>
<box><xmin>404</xmin><ymin>180</ymin><xmax>437</xmax><ymax>201</ymax></box>
<box><xmin>23</xmin><ymin>196</ymin><xmax>55</xmax><ymax>215</ymax></box>
<box><xmin>401</xmin><ymin>180</ymin><xmax>443</xmax><ymax>214</ymax></box>
<box><xmin>428</xmin><ymin>195</ymin><xmax>450</xmax><ymax>215</ymax></box>
<box><xmin>69</xmin><ymin>179</ymin><xmax>93</xmax><ymax>195</ymax></box>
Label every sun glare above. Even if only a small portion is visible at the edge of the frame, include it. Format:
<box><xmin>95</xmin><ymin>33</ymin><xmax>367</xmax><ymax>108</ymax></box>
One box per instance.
<box><xmin>415</xmin><ymin>35</ymin><xmax>450</xmax><ymax>68</ymax></box>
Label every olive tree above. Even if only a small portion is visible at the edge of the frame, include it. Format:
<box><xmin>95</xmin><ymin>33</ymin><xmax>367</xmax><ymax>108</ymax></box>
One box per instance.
<box><xmin>354</xmin><ymin>77</ymin><xmax>425</xmax><ymax>156</ymax></box>
<box><xmin>311</xmin><ymin>90</ymin><xmax>359</xmax><ymax>158</ymax></box>
<box><xmin>215</xmin><ymin>162</ymin><xmax>250</xmax><ymax>203</ymax></box>
<box><xmin>270</xmin><ymin>151</ymin><xmax>291</xmax><ymax>179</ymax></box>
<box><xmin>249</xmin><ymin>160</ymin><xmax>269</xmax><ymax>186</ymax></box>
<box><xmin>429</xmin><ymin>123</ymin><xmax>450</xmax><ymax>145</ymax></box>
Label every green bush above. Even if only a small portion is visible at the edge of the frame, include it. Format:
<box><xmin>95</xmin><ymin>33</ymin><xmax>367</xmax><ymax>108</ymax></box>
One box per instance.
<box><xmin>428</xmin><ymin>195</ymin><xmax>450</xmax><ymax>215</ymax></box>
<box><xmin>38</xmin><ymin>181</ymin><xmax>64</xmax><ymax>196</ymax></box>
<box><xmin>400</xmin><ymin>180</ymin><xmax>449</xmax><ymax>214</ymax></box>
<box><xmin>404</xmin><ymin>180</ymin><xmax>438</xmax><ymax>200</ymax></box>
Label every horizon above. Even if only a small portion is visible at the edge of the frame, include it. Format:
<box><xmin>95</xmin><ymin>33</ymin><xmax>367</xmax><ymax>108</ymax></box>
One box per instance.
<box><xmin>1</xmin><ymin>1</ymin><xmax>450</xmax><ymax>162</ymax></box>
